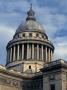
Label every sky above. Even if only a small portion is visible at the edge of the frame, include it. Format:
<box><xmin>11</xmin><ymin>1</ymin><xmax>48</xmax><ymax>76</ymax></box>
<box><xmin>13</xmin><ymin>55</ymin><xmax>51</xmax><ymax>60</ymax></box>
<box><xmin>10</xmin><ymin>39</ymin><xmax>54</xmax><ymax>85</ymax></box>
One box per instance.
<box><xmin>0</xmin><ymin>0</ymin><xmax>67</xmax><ymax>65</ymax></box>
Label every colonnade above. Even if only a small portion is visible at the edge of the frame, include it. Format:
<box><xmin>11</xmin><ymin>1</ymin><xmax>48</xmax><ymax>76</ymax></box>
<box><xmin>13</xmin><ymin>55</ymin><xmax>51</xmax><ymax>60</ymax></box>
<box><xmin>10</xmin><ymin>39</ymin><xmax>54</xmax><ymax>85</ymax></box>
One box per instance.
<box><xmin>7</xmin><ymin>44</ymin><xmax>53</xmax><ymax>63</ymax></box>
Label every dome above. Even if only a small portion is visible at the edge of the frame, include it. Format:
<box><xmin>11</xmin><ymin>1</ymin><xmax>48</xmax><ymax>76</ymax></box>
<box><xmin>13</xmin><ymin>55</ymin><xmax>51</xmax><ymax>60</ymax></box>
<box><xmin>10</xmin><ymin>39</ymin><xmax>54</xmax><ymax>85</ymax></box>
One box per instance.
<box><xmin>15</xmin><ymin>5</ymin><xmax>46</xmax><ymax>35</ymax></box>
<box><xmin>6</xmin><ymin>5</ymin><xmax>54</xmax><ymax>73</ymax></box>
<box><xmin>16</xmin><ymin>20</ymin><xmax>46</xmax><ymax>34</ymax></box>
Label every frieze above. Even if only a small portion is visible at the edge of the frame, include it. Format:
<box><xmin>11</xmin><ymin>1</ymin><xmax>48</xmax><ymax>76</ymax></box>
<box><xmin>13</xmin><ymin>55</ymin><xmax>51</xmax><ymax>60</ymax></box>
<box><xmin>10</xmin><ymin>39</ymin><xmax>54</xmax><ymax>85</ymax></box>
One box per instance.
<box><xmin>49</xmin><ymin>75</ymin><xmax>55</xmax><ymax>80</ymax></box>
<box><xmin>0</xmin><ymin>77</ymin><xmax>21</xmax><ymax>87</ymax></box>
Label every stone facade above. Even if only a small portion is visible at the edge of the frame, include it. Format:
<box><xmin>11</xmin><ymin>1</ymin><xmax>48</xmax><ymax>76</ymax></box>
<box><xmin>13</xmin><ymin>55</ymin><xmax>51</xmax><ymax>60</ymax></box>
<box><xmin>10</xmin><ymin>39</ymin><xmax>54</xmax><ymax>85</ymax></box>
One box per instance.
<box><xmin>1</xmin><ymin>59</ymin><xmax>67</xmax><ymax>90</ymax></box>
<box><xmin>0</xmin><ymin>5</ymin><xmax>67</xmax><ymax>90</ymax></box>
<box><xmin>41</xmin><ymin>60</ymin><xmax>67</xmax><ymax>90</ymax></box>
<box><xmin>0</xmin><ymin>65</ymin><xmax>22</xmax><ymax>90</ymax></box>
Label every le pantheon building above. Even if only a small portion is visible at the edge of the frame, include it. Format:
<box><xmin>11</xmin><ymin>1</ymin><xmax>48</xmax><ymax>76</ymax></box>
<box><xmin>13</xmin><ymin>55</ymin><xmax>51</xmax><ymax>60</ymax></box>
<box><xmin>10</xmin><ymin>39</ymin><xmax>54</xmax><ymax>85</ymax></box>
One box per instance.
<box><xmin>0</xmin><ymin>6</ymin><xmax>67</xmax><ymax>90</ymax></box>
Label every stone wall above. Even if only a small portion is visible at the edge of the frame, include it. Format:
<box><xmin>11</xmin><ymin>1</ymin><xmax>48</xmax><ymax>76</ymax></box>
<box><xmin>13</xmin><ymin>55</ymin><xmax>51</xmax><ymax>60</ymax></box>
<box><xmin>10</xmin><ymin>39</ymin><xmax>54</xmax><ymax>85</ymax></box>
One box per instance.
<box><xmin>0</xmin><ymin>67</ymin><xmax>22</xmax><ymax>90</ymax></box>
<box><xmin>22</xmin><ymin>75</ymin><xmax>43</xmax><ymax>90</ymax></box>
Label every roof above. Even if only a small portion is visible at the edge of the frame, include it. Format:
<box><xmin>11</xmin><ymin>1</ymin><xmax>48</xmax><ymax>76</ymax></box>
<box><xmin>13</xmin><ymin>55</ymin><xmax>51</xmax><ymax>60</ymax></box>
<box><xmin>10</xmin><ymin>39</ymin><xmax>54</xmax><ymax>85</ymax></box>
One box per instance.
<box><xmin>41</xmin><ymin>59</ymin><xmax>67</xmax><ymax>72</ymax></box>
<box><xmin>15</xmin><ymin>5</ymin><xmax>46</xmax><ymax>35</ymax></box>
<box><xmin>16</xmin><ymin>20</ymin><xmax>46</xmax><ymax>34</ymax></box>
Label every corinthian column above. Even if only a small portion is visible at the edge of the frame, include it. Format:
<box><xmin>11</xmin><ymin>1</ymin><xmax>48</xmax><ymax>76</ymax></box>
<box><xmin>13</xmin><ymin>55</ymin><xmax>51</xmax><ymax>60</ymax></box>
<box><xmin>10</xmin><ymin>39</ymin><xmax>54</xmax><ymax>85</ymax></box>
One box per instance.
<box><xmin>27</xmin><ymin>44</ymin><xmax>29</xmax><ymax>59</ymax></box>
<box><xmin>48</xmin><ymin>48</ymin><xmax>50</xmax><ymax>62</ymax></box>
<box><xmin>45</xmin><ymin>46</ymin><xmax>47</xmax><ymax>62</ymax></box>
<box><xmin>13</xmin><ymin>45</ymin><xmax>15</xmax><ymax>61</ymax></box>
<box><xmin>22</xmin><ymin>44</ymin><xmax>24</xmax><ymax>60</ymax></box>
<box><xmin>50</xmin><ymin>50</ymin><xmax>53</xmax><ymax>61</ymax></box>
<box><xmin>17</xmin><ymin>45</ymin><xmax>19</xmax><ymax>60</ymax></box>
<box><xmin>37</xmin><ymin>44</ymin><xmax>39</xmax><ymax>60</ymax></box>
<box><xmin>10</xmin><ymin>47</ymin><xmax>12</xmax><ymax>62</ymax></box>
<box><xmin>41</xmin><ymin>45</ymin><xmax>43</xmax><ymax>60</ymax></box>
<box><xmin>32</xmin><ymin>44</ymin><xmax>34</xmax><ymax>59</ymax></box>
<box><xmin>7</xmin><ymin>49</ymin><xmax>10</xmax><ymax>63</ymax></box>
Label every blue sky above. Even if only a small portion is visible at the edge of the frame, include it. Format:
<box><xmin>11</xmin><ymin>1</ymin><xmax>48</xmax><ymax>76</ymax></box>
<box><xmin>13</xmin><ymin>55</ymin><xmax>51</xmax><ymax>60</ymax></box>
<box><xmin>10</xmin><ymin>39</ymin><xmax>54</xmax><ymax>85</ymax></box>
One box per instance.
<box><xmin>0</xmin><ymin>0</ymin><xmax>67</xmax><ymax>65</ymax></box>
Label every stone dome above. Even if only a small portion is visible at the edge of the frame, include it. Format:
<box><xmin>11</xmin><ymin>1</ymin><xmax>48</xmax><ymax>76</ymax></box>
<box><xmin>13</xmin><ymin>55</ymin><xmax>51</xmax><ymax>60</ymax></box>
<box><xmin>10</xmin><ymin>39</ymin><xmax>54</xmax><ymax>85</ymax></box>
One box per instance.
<box><xmin>15</xmin><ymin>5</ymin><xmax>46</xmax><ymax>35</ymax></box>
<box><xmin>6</xmin><ymin>5</ymin><xmax>54</xmax><ymax>73</ymax></box>
<box><xmin>16</xmin><ymin>20</ymin><xmax>46</xmax><ymax>34</ymax></box>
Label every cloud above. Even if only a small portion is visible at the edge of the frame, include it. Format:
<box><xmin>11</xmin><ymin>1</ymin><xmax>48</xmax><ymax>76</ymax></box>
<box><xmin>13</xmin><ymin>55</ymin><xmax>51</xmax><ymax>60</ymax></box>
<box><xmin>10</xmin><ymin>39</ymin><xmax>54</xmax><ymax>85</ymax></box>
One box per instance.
<box><xmin>0</xmin><ymin>25</ymin><xmax>15</xmax><ymax>65</ymax></box>
<box><xmin>54</xmin><ymin>42</ymin><xmax>67</xmax><ymax>60</ymax></box>
<box><xmin>53</xmin><ymin>36</ymin><xmax>67</xmax><ymax>60</ymax></box>
<box><xmin>0</xmin><ymin>0</ymin><xmax>67</xmax><ymax>65</ymax></box>
<box><xmin>35</xmin><ymin>7</ymin><xmax>67</xmax><ymax>40</ymax></box>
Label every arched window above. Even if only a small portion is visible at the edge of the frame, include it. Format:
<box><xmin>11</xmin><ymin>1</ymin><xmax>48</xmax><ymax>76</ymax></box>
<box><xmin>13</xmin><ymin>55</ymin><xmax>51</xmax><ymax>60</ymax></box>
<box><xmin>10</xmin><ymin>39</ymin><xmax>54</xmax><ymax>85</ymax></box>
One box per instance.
<box><xmin>29</xmin><ymin>65</ymin><xmax>31</xmax><ymax>69</ymax></box>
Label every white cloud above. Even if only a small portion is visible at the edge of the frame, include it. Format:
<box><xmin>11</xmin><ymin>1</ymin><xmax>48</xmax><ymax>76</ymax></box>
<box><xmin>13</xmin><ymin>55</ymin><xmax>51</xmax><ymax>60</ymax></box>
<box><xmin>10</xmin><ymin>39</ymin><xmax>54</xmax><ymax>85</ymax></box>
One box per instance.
<box><xmin>54</xmin><ymin>44</ymin><xmax>67</xmax><ymax>60</ymax></box>
<box><xmin>0</xmin><ymin>0</ymin><xmax>67</xmax><ymax>65</ymax></box>
<box><xmin>53</xmin><ymin>36</ymin><xmax>67</xmax><ymax>60</ymax></box>
<box><xmin>0</xmin><ymin>25</ymin><xmax>15</xmax><ymax>65</ymax></box>
<box><xmin>32</xmin><ymin>6</ymin><xmax>67</xmax><ymax>39</ymax></box>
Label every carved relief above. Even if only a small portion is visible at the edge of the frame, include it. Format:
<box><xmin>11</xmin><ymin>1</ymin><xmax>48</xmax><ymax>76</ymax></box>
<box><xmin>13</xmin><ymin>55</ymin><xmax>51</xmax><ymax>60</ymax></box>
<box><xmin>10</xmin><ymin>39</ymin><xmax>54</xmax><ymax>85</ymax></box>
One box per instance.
<box><xmin>0</xmin><ymin>77</ymin><xmax>20</xmax><ymax>88</ymax></box>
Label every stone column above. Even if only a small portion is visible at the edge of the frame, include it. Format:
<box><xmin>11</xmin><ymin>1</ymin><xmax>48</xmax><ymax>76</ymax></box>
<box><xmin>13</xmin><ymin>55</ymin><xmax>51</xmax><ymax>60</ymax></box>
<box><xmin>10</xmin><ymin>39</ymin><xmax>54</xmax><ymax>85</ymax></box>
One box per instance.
<box><xmin>45</xmin><ymin>46</ymin><xmax>47</xmax><ymax>62</ymax></box>
<box><xmin>9</xmin><ymin>49</ymin><xmax>11</xmax><ymax>62</ymax></box>
<box><xmin>22</xmin><ymin>44</ymin><xmax>24</xmax><ymax>60</ymax></box>
<box><xmin>17</xmin><ymin>44</ymin><xmax>19</xmax><ymax>60</ymax></box>
<box><xmin>42</xmin><ymin>45</ymin><xmax>43</xmax><ymax>60</ymax></box>
<box><xmin>6</xmin><ymin>50</ymin><xmax>8</xmax><ymax>63</ymax></box>
<box><xmin>37</xmin><ymin>44</ymin><xmax>39</xmax><ymax>60</ymax></box>
<box><xmin>48</xmin><ymin>48</ymin><xmax>50</xmax><ymax>62</ymax></box>
<box><xmin>10</xmin><ymin>47</ymin><xmax>12</xmax><ymax>62</ymax></box>
<box><xmin>27</xmin><ymin>44</ymin><xmax>29</xmax><ymax>59</ymax></box>
<box><xmin>7</xmin><ymin>49</ymin><xmax>10</xmax><ymax>63</ymax></box>
<box><xmin>13</xmin><ymin>45</ymin><xmax>15</xmax><ymax>61</ymax></box>
<box><xmin>50</xmin><ymin>50</ymin><xmax>53</xmax><ymax>61</ymax></box>
<box><xmin>32</xmin><ymin>44</ymin><xmax>34</xmax><ymax>59</ymax></box>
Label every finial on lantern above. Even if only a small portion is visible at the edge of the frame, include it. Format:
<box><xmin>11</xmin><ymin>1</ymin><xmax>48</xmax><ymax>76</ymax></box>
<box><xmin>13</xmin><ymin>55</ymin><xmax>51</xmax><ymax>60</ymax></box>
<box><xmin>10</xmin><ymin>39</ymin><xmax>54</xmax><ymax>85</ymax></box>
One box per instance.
<box><xmin>26</xmin><ymin>4</ymin><xmax>36</xmax><ymax>21</ymax></box>
<box><xmin>30</xmin><ymin>3</ymin><xmax>32</xmax><ymax>9</ymax></box>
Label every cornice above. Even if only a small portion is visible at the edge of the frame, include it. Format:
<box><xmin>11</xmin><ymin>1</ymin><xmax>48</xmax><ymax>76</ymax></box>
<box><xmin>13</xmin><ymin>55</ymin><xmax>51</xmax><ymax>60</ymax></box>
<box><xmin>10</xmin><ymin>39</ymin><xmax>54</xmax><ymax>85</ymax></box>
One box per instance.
<box><xmin>41</xmin><ymin>59</ymin><xmax>67</xmax><ymax>73</ymax></box>
<box><xmin>6</xmin><ymin>38</ymin><xmax>54</xmax><ymax>50</ymax></box>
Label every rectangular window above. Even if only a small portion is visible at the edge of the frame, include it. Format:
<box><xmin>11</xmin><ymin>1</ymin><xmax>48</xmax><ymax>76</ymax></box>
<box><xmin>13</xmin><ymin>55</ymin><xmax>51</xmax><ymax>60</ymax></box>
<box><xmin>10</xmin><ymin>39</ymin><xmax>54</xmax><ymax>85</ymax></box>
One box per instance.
<box><xmin>29</xmin><ymin>33</ymin><xmax>32</xmax><ymax>37</ymax></box>
<box><xmin>50</xmin><ymin>84</ymin><xmax>55</xmax><ymax>90</ymax></box>
<box><xmin>23</xmin><ymin>33</ymin><xmax>25</xmax><ymax>37</ymax></box>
